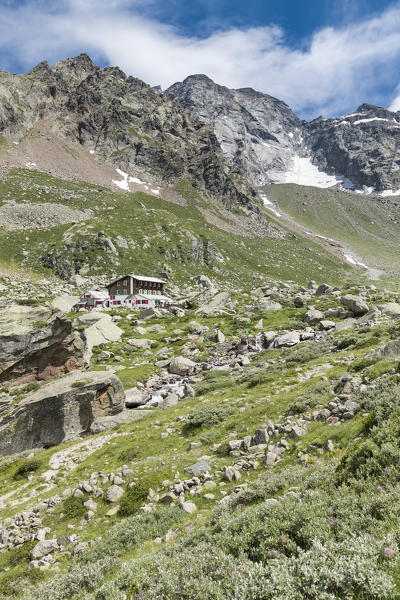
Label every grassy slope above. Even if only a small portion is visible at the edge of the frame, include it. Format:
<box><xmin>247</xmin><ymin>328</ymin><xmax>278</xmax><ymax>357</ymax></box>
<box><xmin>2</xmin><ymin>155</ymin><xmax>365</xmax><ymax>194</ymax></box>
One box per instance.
<box><xmin>267</xmin><ymin>184</ymin><xmax>400</xmax><ymax>276</ymax></box>
<box><xmin>2</xmin><ymin>290</ymin><xmax>400</xmax><ymax>598</ymax></box>
<box><xmin>0</xmin><ymin>169</ymin><xmax>352</xmax><ymax>286</ymax></box>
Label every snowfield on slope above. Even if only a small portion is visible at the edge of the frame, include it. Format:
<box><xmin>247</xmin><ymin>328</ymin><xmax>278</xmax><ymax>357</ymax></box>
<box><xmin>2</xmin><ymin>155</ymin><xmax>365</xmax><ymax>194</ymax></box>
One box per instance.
<box><xmin>269</xmin><ymin>156</ymin><xmax>353</xmax><ymax>189</ymax></box>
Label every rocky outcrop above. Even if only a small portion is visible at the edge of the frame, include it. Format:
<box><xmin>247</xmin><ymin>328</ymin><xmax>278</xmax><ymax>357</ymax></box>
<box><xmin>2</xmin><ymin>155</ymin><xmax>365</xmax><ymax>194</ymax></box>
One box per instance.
<box><xmin>0</xmin><ymin>370</ymin><xmax>125</xmax><ymax>456</ymax></box>
<box><xmin>195</xmin><ymin>291</ymin><xmax>236</xmax><ymax>316</ymax></box>
<box><xmin>168</xmin><ymin>75</ymin><xmax>304</xmax><ymax>186</ymax></box>
<box><xmin>0</xmin><ymin>54</ymin><xmax>257</xmax><ymax>213</ymax></box>
<box><xmin>305</xmin><ymin>104</ymin><xmax>400</xmax><ymax>192</ymax></box>
<box><xmin>0</xmin><ymin>305</ymin><xmax>84</xmax><ymax>385</ymax></box>
<box><xmin>168</xmin><ymin>75</ymin><xmax>400</xmax><ymax>193</ymax></box>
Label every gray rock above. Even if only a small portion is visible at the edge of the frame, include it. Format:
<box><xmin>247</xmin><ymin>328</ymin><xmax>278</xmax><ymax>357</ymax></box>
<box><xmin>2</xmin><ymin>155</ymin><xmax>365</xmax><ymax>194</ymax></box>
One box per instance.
<box><xmin>253</xmin><ymin>429</ymin><xmax>269</xmax><ymax>445</ymax></box>
<box><xmin>179</xmin><ymin>501</ymin><xmax>197</xmax><ymax>513</ymax></box>
<box><xmin>335</xmin><ymin>318</ymin><xmax>357</xmax><ymax>331</ymax></box>
<box><xmin>90</xmin><ymin>409</ymin><xmax>150</xmax><ymax>433</ymax></box>
<box><xmin>82</xmin><ymin>317</ymin><xmax>123</xmax><ymax>361</ymax></box>
<box><xmin>304</xmin><ymin>308</ymin><xmax>324</xmax><ymax>324</ymax></box>
<box><xmin>160</xmin><ymin>393</ymin><xmax>179</xmax><ymax>408</ymax></box>
<box><xmin>0</xmin><ymin>370</ymin><xmax>125</xmax><ymax>456</ymax></box>
<box><xmin>127</xmin><ymin>338</ymin><xmax>154</xmax><ymax>349</ymax></box>
<box><xmin>105</xmin><ymin>485</ymin><xmax>124</xmax><ymax>503</ymax></box>
<box><xmin>183</xmin><ymin>384</ymin><xmax>195</xmax><ymax>398</ymax></box>
<box><xmin>275</xmin><ymin>331</ymin><xmax>300</xmax><ymax>347</ymax></box>
<box><xmin>168</xmin><ymin>356</ymin><xmax>196</xmax><ymax>376</ymax></box>
<box><xmin>380</xmin><ymin>303</ymin><xmax>400</xmax><ymax>318</ymax></box>
<box><xmin>257</xmin><ymin>299</ymin><xmax>282</xmax><ymax>312</ymax></box>
<box><xmin>341</xmin><ymin>295</ymin><xmax>369</xmax><ymax>316</ymax></box>
<box><xmin>125</xmin><ymin>387</ymin><xmax>147</xmax><ymax>408</ymax></box>
<box><xmin>315</xmin><ymin>284</ymin><xmax>332</xmax><ymax>296</ymax></box>
<box><xmin>196</xmin><ymin>292</ymin><xmax>236</xmax><ymax>316</ymax></box>
<box><xmin>31</xmin><ymin>539</ymin><xmax>58</xmax><ymax>559</ymax></box>
<box><xmin>184</xmin><ymin>460</ymin><xmax>211</xmax><ymax>476</ymax></box>
<box><xmin>319</xmin><ymin>320</ymin><xmax>335</xmax><ymax>330</ymax></box>
<box><xmin>367</xmin><ymin>337</ymin><xmax>400</xmax><ymax>360</ymax></box>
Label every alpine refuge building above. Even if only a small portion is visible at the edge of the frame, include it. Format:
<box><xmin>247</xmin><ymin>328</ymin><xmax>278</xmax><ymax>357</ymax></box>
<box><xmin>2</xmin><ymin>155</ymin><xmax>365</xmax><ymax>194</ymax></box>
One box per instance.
<box><xmin>105</xmin><ymin>273</ymin><xmax>174</xmax><ymax>308</ymax></box>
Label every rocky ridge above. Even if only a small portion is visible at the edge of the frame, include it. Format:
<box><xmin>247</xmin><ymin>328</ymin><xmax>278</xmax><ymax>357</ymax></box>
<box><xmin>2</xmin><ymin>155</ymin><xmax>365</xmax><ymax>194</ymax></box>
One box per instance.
<box><xmin>0</xmin><ymin>55</ymin><xmax>257</xmax><ymax>213</ymax></box>
<box><xmin>168</xmin><ymin>76</ymin><xmax>400</xmax><ymax>193</ymax></box>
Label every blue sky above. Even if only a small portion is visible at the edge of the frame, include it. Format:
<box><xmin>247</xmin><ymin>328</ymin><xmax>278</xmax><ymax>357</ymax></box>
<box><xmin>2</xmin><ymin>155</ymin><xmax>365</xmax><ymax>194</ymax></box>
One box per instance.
<box><xmin>1</xmin><ymin>0</ymin><xmax>400</xmax><ymax>118</ymax></box>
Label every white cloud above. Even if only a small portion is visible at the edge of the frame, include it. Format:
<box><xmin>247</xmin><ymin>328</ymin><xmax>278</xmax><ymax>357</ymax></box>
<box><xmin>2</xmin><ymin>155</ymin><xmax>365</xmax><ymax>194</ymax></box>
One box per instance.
<box><xmin>1</xmin><ymin>0</ymin><xmax>400</xmax><ymax>117</ymax></box>
<box><xmin>389</xmin><ymin>84</ymin><xmax>400</xmax><ymax>111</ymax></box>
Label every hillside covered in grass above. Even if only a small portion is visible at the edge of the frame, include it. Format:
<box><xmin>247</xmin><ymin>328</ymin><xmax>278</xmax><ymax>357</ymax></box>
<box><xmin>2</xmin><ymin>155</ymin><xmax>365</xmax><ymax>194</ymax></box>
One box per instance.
<box><xmin>267</xmin><ymin>184</ymin><xmax>400</xmax><ymax>279</ymax></box>
<box><xmin>0</xmin><ymin>169</ymin><xmax>352</xmax><ymax>287</ymax></box>
<box><xmin>3</xmin><ymin>281</ymin><xmax>400</xmax><ymax>599</ymax></box>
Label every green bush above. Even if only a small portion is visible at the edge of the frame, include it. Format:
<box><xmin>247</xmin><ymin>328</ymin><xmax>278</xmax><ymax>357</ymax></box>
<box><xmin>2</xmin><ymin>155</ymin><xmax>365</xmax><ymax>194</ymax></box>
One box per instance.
<box><xmin>119</xmin><ymin>477</ymin><xmax>154</xmax><ymax>517</ymax></box>
<box><xmin>183</xmin><ymin>403</ymin><xmax>233</xmax><ymax>433</ymax></box>
<box><xmin>335</xmin><ymin>335</ymin><xmax>357</xmax><ymax>350</ymax></box>
<box><xmin>62</xmin><ymin>496</ymin><xmax>87</xmax><ymax>519</ymax></box>
<box><xmin>286</xmin><ymin>380</ymin><xmax>332</xmax><ymax>415</ymax></box>
<box><xmin>7</xmin><ymin>540</ymin><xmax>36</xmax><ymax>567</ymax></box>
<box><xmin>285</xmin><ymin>341</ymin><xmax>331</xmax><ymax>365</ymax></box>
<box><xmin>13</xmin><ymin>458</ymin><xmax>41</xmax><ymax>480</ymax></box>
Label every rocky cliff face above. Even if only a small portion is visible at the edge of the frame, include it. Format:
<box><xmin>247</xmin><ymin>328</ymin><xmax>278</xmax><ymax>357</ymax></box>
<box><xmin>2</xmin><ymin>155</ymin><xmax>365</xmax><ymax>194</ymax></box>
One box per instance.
<box><xmin>0</xmin><ymin>55</ymin><xmax>257</xmax><ymax>212</ymax></box>
<box><xmin>167</xmin><ymin>75</ymin><xmax>305</xmax><ymax>186</ymax></box>
<box><xmin>0</xmin><ymin>305</ymin><xmax>85</xmax><ymax>385</ymax></box>
<box><xmin>305</xmin><ymin>104</ymin><xmax>400</xmax><ymax>192</ymax></box>
<box><xmin>168</xmin><ymin>76</ymin><xmax>400</xmax><ymax>193</ymax></box>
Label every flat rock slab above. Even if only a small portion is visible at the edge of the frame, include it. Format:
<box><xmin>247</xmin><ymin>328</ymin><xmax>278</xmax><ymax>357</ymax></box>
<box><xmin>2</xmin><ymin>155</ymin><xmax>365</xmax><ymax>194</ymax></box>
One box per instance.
<box><xmin>90</xmin><ymin>409</ymin><xmax>151</xmax><ymax>433</ymax></box>
<box><xmin>184</xmin><ymin>460</ymin><xmax>211</xmax><ymax>476</ymax></box>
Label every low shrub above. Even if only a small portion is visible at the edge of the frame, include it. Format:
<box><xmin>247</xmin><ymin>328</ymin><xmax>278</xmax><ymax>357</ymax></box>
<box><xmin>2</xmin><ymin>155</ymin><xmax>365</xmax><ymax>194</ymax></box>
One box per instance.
<box><xmin>285</xmin><ymin>341</ymin><xmax>331</xmax><ymax>365</ymax></box>
<box><xmin>286</xmin><ymin>380</ymin><xmax>332</xmax><ymax>415</ymax></box>
<box><xmin>118</xmin><ymin>446</ymin><xmax>141</xmax><ymax>462</ymax></box>
<box><xmin>183</xmin><ymin>403</ymin><xmax>233</xmax><ymax>433</ymax></box>
<box><xmin>7</xmin><ymin>540</ymin><xmax>36</xmax><ymax>567</ymax></box>
<box><xmin>62</xmin><ymin>496</ymin><xmax>87</xmax><ymax>519</ymax></box>
<box><xmin>119</xmin><ymin>478</ymin><xmax>153</xmax><ymax>517</ymax></box>
<box><xmin>13</xmin><ymin>458</ymin><xmax>41</xmax><ymax>480</ymax></box>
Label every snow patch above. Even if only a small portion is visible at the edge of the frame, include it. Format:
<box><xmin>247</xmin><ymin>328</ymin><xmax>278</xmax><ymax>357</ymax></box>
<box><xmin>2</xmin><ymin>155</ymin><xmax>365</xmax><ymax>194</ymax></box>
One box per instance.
<box><xmin>344</xmin><ymin>254</ymin><xmax>368</xmax><ymax>268</ymax></box>
<box><xmin>25</xmin><ymin>162</ymin><xmax>37</xmax><ymax>168</ymax></box>
<box><xmin>112</xmin><ymin>169</ymin><xmax>130</xmax><ymax>191</ymax></box>
<box><xmin>353</xmin><ymin>117</ymin><xmax>400</xmax><ymax>126</ymax></box>
<box><xmin>380</xmin><ymin>189</ymin><xmax>400</xmax><ymax>197</ymax></box>
<box><xmin>260</xmin><ymin>194</ymin><xmax>281</xmax><ymax>217</ymax></box>
<box><xmin>112</xmin><ymin>169</ymin><xmax>161</xmax><ymax>195</ymax></box>
<box><xmin>270</xmin><ymin>156</ymin><xmax>353</xmax><ymax>189</ymax></box>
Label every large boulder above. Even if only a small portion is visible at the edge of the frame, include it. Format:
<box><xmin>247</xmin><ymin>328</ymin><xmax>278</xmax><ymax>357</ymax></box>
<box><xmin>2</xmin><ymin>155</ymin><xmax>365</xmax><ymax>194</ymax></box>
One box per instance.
<box><xmin>367</xmin><ymin>338</ymin><xmax>400</xmax><ymax>360</ymax></box>
<box><xmin>82</xmin><ymin>316</ymin><xmax>123</xmax><ymax>360</ymax></box>
<box><xmin>51</xmin><ymin>295</ymin><xmax>79</xmax><ymax>313</ymax></box>
<box><xmin>304</xmin><ymin>308</ymin><xmax>324</xmax><ymax>324</ymax></box>
<box><xmin>0</xmin><ymin>370</ymin><xmax>125</xmax><ymax>456</ymax></box>
<box><xmin>341</xmin><ymin>295</ymin><xmax>369</xmax><ymax>316</ymax></box>
<box><xmin>275</xmin><ymin>331</ymin><xmax>301</xmax><ymax>347</ymax></box>
<box><xmin>196</xmin><ymin>292</ymin><xmax>236</xmax><ymax>316</ymax></box>
<box><xmin>168</xmin><ymin>356</ymin><xmax>196</xmax><ymax>376</ymax></box>
<box><xmin>256</xmin><ymin>299</ymin><xmax>282</xmax><ymax>312</ymax></box>
<box><xmin>125</xmin><ymin>387</ymin><xmax>148</xmax><ymax>407</ymax></box>
<box><xmin>380</xmin><ymin>303</ymin><xmax>400</xmax><ymax>318</ymax></box>
<box><xmin>0</xmin><ymin>305</ymin><xmax>84</xmax><ymax>385</ymax></box>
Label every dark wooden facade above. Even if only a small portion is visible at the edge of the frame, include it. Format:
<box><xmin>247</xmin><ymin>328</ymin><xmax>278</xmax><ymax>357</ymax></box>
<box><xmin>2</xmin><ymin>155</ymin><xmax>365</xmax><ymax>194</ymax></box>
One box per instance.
<box><xmin>106</xmin><ymin>274</ymin><xmax>165</xmax><ymax>300</ymax></box>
